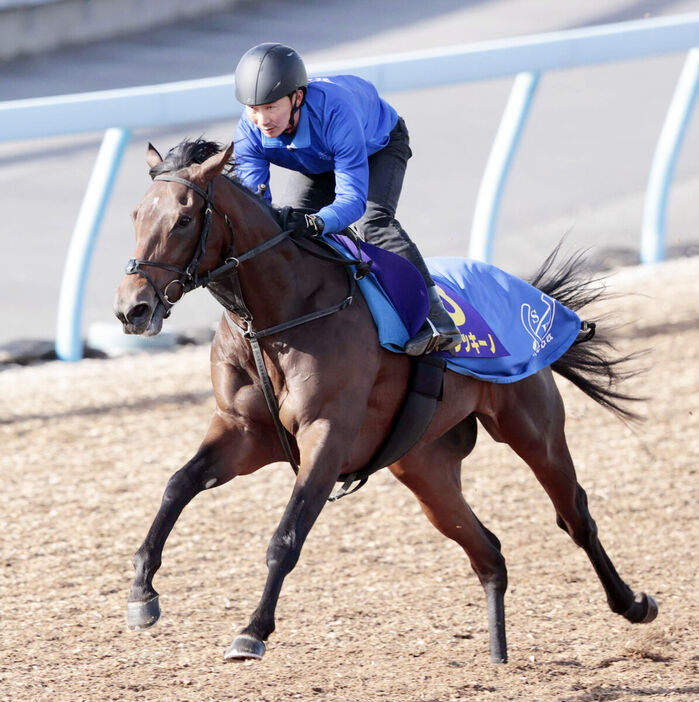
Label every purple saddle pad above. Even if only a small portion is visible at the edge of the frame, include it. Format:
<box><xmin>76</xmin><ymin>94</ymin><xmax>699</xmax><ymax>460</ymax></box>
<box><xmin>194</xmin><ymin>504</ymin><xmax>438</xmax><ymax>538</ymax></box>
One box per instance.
<box><xmin>329</xmin><ymin>234</ymin><xmax>429</xmax><ymax>337</ymax></box>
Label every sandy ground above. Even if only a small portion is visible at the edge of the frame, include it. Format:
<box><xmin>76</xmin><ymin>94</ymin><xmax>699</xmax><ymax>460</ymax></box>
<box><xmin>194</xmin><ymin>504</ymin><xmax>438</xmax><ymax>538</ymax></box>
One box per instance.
<box><xmin>0</xmin><ymin>257</ymin><xmax>697</xmax><ymax>702</ymax></box>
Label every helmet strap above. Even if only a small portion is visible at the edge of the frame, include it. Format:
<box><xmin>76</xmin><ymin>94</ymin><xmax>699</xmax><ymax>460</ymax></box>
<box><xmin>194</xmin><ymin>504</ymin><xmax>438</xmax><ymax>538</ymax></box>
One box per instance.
<box><xmin>285</xmin><ymin>89</ymin><xmax>305</xmax><ymax>134</ymax></box>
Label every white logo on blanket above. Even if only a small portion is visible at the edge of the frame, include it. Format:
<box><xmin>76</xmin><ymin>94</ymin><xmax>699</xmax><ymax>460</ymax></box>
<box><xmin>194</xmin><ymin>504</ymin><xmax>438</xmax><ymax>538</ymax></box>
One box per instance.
<box><xmin>521</xmin><ymin>293</ymin><xmax>556</xmax><ymax>355</ymax></box>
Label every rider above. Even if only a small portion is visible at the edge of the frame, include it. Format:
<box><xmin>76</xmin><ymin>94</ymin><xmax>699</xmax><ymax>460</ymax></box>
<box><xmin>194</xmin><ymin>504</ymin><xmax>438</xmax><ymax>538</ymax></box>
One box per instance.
<box><xmin>232</xmin><ymin>42</ymin><xmax>461</xmax><ymax>356</ymax></box>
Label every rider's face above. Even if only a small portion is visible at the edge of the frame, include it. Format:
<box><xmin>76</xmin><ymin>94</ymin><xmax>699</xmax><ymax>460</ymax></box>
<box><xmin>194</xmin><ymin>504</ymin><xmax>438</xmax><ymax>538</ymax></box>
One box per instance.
<box><xmin>246</xmin><ymin>90</ymin><xmax>302</xmax><ymax>138</ymax></box>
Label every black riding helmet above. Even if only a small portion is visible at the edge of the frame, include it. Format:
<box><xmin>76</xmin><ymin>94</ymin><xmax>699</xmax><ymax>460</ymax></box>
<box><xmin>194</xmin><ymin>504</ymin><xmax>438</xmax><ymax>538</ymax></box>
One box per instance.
<box><xmin>234</xmin><ymin>43</ymin><xmax>308</xmax><ymax>106</ymax></box>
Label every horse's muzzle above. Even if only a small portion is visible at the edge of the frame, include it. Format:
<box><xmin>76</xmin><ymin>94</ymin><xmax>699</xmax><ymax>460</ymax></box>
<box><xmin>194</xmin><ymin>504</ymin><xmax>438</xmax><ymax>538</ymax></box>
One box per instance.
<box><xmin>114</xmin><ymin>283</ymin><xmax>166</xmax><ymax>336</ymax></box>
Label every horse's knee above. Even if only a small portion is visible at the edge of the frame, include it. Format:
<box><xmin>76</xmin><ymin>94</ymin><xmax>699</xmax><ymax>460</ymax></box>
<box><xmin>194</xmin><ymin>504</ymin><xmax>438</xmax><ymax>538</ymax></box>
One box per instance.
<box><xmin>266</xmin><ymin>529</ymin><xmax>301</xmax><ymax>574</ymax></box>
<box><xmin>162</xmin><ymin>466</ymin><xmax>201</xmax><ymax>504</ymax></box>
<box><xmin>164</xmin><ymin>447</ymin><xmax>225</xmax><ymax>498</ymax></box>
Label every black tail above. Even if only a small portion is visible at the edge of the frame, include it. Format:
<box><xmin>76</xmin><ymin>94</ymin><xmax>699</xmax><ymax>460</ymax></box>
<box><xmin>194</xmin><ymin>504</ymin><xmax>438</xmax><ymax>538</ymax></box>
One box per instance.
<box><xmin>529</xmin><ymin>245</ymin><xmax>645</xmax><ymax>423</ymax></box>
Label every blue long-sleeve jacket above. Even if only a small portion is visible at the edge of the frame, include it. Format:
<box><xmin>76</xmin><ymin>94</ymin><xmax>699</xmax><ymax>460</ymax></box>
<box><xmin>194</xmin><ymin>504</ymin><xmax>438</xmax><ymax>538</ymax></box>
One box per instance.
<box><xmin>233</xmin><ymin>75</ymin><xmax>398</xmax><ymax>233</ymax></box>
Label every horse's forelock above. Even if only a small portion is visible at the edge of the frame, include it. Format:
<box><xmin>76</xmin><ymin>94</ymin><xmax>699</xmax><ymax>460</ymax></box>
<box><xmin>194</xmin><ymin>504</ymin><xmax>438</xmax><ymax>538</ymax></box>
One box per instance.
<box><xmin>148</xmin><ymin>138</ymin><xmax>230</xmax><ymax>179</ymax></box>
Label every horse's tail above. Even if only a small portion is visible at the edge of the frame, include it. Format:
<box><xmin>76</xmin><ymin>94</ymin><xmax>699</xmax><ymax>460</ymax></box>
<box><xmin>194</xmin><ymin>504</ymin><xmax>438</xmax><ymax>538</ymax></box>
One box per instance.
<box><xmin>528</xmin><ymin>245</ymin><xmax>645</xmax><ymax>423</ymax></box>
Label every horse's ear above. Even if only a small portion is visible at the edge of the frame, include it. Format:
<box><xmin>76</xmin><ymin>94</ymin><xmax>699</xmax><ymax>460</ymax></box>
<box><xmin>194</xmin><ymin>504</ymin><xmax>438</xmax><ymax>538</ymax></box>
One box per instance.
<box><xmin>198</xmin><ymin>143</ymin><xmax>234</xmax><ymax>183</ymax></box>
<box><xmin>146</xmin><ymin>143</ymin><xmax>163</xmax><ymax>169</ymax></box>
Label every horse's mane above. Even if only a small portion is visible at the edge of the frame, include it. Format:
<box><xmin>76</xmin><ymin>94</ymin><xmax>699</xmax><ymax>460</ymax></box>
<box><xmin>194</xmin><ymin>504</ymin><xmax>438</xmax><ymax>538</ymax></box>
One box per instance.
<box><xmin>149</xmin><ymin>138</ymin><xmax>230</xmax><ymax>177</ymax></box>
<box><xmin>149</xmin><ymin>137</ymin><xmax>279</xmax><ymax>219</ymax></box>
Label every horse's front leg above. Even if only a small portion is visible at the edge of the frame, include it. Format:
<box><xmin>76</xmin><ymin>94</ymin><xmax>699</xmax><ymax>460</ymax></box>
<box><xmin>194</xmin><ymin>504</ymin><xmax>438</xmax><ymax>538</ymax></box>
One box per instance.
<box><xmin>128</xmin><ymin>413</ymin><xmax>271</xmax><ymax>630</ymax></box>
<box><xmin>225</xmin><ymin>420</ymin><xmax>344</xmax><ymax>660</ymax></box>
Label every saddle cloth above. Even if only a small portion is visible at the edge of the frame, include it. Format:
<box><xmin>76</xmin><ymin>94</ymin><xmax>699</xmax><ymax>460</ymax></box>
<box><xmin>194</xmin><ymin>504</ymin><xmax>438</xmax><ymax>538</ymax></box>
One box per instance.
<box><xmin>325</xmin><ymin>233</ymin><xmax>582</xmax><ymax>384</ymax></box>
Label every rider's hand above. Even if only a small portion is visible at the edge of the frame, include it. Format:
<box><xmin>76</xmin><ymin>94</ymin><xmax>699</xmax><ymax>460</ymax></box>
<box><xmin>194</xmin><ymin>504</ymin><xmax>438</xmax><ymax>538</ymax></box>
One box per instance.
<box><xmin>288</xmin><ymin>210</ymin><xmax>325</xmax><ymax>237</ymax></box>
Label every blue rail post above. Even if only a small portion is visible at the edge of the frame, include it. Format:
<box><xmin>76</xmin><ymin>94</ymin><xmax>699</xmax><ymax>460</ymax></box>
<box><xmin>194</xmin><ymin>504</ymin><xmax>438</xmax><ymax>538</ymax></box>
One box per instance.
<box><xmin>469</xmin><ymin>71</ymin><xmax>540</xmax><ymax>263</ymax></box>
<box><xmin>55</xmin><ymin>127</ymin><xmax>131</xmax><ymax>361</ymax></box>
<box><xmin>641</xmin><ymin>48</ymin><xmax>699</xmax><ymax>264</ymax></box>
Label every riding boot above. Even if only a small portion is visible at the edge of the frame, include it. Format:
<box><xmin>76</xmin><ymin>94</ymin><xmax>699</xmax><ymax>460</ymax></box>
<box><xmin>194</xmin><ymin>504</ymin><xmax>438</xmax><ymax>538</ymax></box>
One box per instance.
<box><xmin>404</xmin><ymin>285</ymin><xmax>462</xmax><ymax>356</ymax></box>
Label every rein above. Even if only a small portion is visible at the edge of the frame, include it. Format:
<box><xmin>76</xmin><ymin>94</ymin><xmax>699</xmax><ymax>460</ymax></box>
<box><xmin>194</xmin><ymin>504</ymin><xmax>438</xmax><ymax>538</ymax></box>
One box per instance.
<box><xmin>126</xmin><ymin>173</ymin><xmax>370</xmax><ymax>498</ymax></box>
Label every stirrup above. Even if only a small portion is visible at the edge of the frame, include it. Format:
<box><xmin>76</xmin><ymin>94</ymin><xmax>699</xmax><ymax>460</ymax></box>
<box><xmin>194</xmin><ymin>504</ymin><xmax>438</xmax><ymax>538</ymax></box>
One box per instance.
<box><xmin>419</xmin><ymin>317</ymin><xmax>442</xmax><ymax>354</ymax></box>
<box><xmin>405</xmin><ymin>318</ymin><xmax>460</xmax><ymax>356</ymax></box>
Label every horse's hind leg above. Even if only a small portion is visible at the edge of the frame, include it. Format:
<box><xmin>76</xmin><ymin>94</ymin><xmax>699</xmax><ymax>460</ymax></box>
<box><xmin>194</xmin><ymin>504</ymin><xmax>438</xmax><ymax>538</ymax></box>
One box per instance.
<box><xmin>128</xmin><ymin>413</ymin><xmax>271</xmax><ymax>631</ymax></box>
<box><xmin>482</xmin><ymin>369</ymin><xmax>658</xmax><ymax>625</ymax></box>
<box><xmin>390</xmin><ymin>424</ymin><xmax>509</xmax><ymax>663</ymax></box>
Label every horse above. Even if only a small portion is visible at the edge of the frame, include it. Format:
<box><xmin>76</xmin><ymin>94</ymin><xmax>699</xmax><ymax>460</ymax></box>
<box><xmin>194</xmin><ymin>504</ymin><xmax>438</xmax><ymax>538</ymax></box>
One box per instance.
<box><xmin>113</xmin><ymin>138</ymin><xmax>657</xmax><ymax>663</ymax></box>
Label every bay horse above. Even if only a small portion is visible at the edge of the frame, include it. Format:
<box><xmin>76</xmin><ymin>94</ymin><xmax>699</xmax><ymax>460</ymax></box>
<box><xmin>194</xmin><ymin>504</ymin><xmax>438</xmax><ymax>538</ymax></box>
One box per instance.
<box><xmin>114</xmin><ymin>139</ymin><xmax>657</xmax><ymax>663</ymax></box>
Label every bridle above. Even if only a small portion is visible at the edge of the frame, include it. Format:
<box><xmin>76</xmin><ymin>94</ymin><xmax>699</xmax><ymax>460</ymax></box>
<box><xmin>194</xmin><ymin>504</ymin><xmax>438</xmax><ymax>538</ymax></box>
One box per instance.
<box><xmin>125</xmin><ymin>171</ymin><xmax>371</xmax><ymax>499</ymax></box>
<box><xmin>125</xmin><ymin>174</ymin><xmax>239</xmax><ymax>317</ymax></box>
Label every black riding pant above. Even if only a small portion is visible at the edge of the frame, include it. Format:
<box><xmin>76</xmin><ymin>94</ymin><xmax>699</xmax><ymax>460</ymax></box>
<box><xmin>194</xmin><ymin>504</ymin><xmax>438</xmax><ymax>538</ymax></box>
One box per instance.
<box><xmin>281</xmin><ymin>116</ymin><xmax>434</xmax><ymax>286</ymax></box>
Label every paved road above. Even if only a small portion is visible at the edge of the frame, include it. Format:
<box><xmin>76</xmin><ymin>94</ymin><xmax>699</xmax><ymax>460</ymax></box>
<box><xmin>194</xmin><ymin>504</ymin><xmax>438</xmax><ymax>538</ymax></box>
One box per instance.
<box><xmin>1</xmin><ymin>0</ymin><xmax>698</xmax><ymax>346</ymax></box>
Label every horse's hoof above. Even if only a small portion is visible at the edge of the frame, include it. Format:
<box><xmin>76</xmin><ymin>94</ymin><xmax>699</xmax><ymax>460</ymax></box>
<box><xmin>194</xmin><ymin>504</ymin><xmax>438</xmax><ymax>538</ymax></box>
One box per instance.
<box><xmin>640</xmin><ymin>594</ymin><xmax>659</xmax><ymax>623</ymax></box>
<box><xmin>224</xmin><ymin>634</ymin><xmax>266</xmax><ymax>661</ymax></box>
<box><xmin>127</xmin><ymin>596</ymin><xmax>161</xmax><ymax>631</ymax></box>
<box><xmin>623</xmin><ymin>592</ymin><xmax>658</xmax><ymax>624</ymax></box>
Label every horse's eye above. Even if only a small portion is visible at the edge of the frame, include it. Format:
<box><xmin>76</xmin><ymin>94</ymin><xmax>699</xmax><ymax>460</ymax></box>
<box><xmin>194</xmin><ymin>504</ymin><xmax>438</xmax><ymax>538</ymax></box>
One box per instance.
<box><xmin>176</xmin><ymin>215</ymin><xmax>192</xmax><ymax>228</ymax></box>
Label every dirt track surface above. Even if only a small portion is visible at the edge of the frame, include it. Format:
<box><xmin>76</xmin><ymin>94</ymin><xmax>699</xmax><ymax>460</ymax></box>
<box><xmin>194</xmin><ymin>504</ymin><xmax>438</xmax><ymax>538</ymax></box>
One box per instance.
<box><xmin>1</xmin><ymin>258</ymin><xmax>697</xmax><ymax>702</ymax></box>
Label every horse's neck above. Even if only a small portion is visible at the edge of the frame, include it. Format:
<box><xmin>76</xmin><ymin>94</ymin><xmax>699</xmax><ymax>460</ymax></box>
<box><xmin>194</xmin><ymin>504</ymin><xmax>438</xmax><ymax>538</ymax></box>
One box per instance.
<box><xmin>215</xmin><ymin>179</ymin><xmax>336</xmax><ymax>331</ymax></box>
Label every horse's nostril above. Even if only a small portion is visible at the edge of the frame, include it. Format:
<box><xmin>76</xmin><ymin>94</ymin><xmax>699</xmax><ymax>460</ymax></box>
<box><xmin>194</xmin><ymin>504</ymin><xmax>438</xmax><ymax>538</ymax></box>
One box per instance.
<box><xmin>128</xmin><ymin>303</ymin><xmax>151</xmax><ymax>325</ymax></box>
